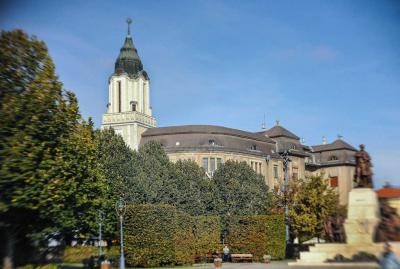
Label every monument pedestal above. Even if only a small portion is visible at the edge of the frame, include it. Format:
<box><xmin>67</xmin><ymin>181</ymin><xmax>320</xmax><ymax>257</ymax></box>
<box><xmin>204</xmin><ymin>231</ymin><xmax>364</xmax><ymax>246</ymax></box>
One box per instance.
<box><xmin>290</xmin><ymin>188</ymin><xmax>384</xmax><ymax>265</ymax></box>
<box><xmin>344</xmin><ymin>188</ymin><xmax>380</xmax><ymax>245</ymax></box>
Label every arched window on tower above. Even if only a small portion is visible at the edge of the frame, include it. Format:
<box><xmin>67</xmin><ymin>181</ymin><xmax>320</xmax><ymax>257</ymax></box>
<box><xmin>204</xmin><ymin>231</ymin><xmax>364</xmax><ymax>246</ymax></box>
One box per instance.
<box><xmin>130</xmin><ymin>101</ymin><xmax>137</xmax><ymax>112</ymax></box>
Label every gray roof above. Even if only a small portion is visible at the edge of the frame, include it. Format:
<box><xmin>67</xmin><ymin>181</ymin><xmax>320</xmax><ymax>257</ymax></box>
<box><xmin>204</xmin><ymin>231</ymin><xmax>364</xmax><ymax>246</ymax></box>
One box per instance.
<box><xmin>143</xmin><ymin>125</ymin><xmax>276</xmax><ymax>143</ymax></box>
<box><xmin>261</xmin><ymin>125</ymin><xmax>300</xmax><ymax>140</ymax></box>
<box><xmin>305</xmin><ymin>139</ymin><xmax>357</xmax><ymax>168</ymax></box>
<box><xmin>141</xmin><ymin>125</ymin><xmax>278</xmax><ymax>157</ymax></box>
<box><xmin>311</xmin><ymin>139</ymin><xmax>356</xmax><ymax>152</ymax></box>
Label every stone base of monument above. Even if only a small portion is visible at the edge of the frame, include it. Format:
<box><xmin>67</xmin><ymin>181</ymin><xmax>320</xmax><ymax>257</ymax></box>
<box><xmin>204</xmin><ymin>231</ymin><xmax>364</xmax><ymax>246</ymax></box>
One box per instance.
<box><xmin>289</xmin><ymin>188</ymin><xmax>400</xmax><ymax>266</ymax></box>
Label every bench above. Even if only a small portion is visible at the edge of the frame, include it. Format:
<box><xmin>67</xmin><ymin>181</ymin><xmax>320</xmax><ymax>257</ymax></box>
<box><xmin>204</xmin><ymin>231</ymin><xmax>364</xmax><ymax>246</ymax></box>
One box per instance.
<box><xmin>231</xmin><ymin>253</ymin><xmax>253</xmax><ymax>262</ymax></box>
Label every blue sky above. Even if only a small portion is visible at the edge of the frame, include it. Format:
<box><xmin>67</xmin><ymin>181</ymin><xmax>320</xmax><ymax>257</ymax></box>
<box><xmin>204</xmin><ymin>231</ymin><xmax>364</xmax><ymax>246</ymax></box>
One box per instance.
<box><xmin>1</xmin><ymin>0</ymin><xmax>399</xmax><ymax>187</ymax></box>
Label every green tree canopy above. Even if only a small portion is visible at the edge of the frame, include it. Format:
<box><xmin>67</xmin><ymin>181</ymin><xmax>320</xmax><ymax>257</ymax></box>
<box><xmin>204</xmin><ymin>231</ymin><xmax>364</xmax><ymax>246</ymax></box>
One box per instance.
<box><xmin>168</xmin><ymin>159</ymin><xmax>217</xmax><ymax>215</ymax></box>
<box><xmin>213</xmin><ymin>160</ymin><xmax>272</xmax><ymax>216</ymax></box>
<box><xmin>0</xmin><ymin>30</ymin><xmax>104</xmax><ymax>267</ymax></box>
<box><xmin>94</xmin><ymin>128</ymin><xmax>137</xmax><ymax>239</ymax></box>
<box><xmin>287</xmin><ymin>175</ymin><xmax>339</xmax><ymax>242</ymax></box>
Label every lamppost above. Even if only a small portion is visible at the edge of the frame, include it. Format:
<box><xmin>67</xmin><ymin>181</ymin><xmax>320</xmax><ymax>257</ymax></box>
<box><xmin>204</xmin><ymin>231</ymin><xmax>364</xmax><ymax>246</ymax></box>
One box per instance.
<box><xmin>116</xmin><ymin>197</ymin><xmax>126</xmax><ymax>269</ymax></box>
<box><xmin>96</xmin><ymin>210</ymin><xmax>104</xmax><ymax>257</ymax></box>
<box><xmin>280</xmin><ymin>150</ymin><xmax>290</xmax><ymax>250</ymax></box>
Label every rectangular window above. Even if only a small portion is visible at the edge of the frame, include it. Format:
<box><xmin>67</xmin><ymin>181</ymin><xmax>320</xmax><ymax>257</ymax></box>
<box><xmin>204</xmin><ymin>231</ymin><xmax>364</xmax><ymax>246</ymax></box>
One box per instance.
<box><xmin>202</xmin><ymin>158</ymin><xmax>208</xmax><ymax>172</ymax></box>
<box><xmin>292</xmin><ymin>167</ymin><xmax>298</xmax><ymax>180</ymax></box>
<box><xmin>273</xmin><ymin>165</ymin><xmax>278</xmax><ymax>179</ymax></box>
<box><xmin>330</xmin><ymin>176</ymin><xmax>338</xmax><ymax>187</ymax></box>
<box><xmin>217</xmin><ymin>158</ymin><xmax>222</xmax><ymax>170</ymax></box>
<box><xmin>210</xmin><ymin>158</ymin><xmax>215</xmax><ymax>172</ymax></box>
<box><xmin>259</xmin><ymin>163</ymin><xmax>262</xmax><ymax>175</ymax></box>
<box><xmin>118</xmin><ymin>81</ymin><xmax>122</xmax><ymax>113</ymax></box>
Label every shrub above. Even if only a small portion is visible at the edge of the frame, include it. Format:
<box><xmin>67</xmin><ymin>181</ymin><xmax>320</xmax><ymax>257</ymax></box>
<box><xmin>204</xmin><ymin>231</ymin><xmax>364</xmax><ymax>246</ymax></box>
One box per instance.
<box><xmin>226</xmin><ymin>214</ymin><xmax>285</xmax><ymax>260</ymax></box>
<box><xmin>62</xmin><ymin>246</ymin><xmax>118</xmax><ymax>263</ymax></box>
<box><xmin>123</xmin><ymin>204</ymin><xmax>221</xmax><ymax>267</ymax></box>
<box><xmin>63</xmin><ymin>246</ymin><xmax>97</xmax><ymax>262</ymax></box>
<box><xmin>124</xmin><ymin>204</ymin><xmax>177</xmax><ymax>267</ymax></box>
<box><xmin>264</xmin><ymin>215</ymin><xmax>286</xmax><ymax>260</ymax></box>
<box><xmin>193</xmin><ymin>216</ymin><xmax>221</xmax><ymax>257</ymax></box>
<box><xmin>174</xmin><ymin>212</ymin><xmax>195</xmax><ymax>265</ymax></box>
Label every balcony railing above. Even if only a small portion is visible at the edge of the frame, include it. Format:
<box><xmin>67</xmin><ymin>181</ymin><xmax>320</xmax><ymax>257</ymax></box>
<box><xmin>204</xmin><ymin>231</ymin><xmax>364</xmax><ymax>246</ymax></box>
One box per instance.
<box><xmin>102</xmin><ymin>111</ymin><xmax>157</xmax><ymax>127</ymax></box>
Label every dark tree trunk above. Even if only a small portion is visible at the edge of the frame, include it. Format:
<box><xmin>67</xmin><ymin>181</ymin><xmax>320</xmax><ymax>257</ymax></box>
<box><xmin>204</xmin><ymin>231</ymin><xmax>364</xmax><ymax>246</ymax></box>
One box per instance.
<box><xmin>3</xmin><ymin>231</ymin><xmax>15</xmax><ymax>269</ymax></box>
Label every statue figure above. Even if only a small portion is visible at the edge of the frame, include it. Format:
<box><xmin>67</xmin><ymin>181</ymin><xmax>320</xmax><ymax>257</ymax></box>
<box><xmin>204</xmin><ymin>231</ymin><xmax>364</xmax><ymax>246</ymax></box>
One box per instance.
<box><xmin>354</xmin><ymin>144</ymin><xmax>373</xmax><ymax>188</ymax></box>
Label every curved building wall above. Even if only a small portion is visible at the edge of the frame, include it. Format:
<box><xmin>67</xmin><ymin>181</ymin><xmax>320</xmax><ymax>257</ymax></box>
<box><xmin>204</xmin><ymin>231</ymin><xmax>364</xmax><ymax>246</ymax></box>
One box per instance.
<box><xmin>140</xmin><ymin>125</ymin><xmax>285</xmax><ymax>187</ymax></box>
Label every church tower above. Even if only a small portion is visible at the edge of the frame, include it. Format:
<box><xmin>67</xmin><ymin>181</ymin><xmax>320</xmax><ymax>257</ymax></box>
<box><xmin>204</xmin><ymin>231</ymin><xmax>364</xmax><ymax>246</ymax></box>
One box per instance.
<box><xmin>102</xmin><ymin>19</ymin><xmax>156</xmax><ymax>150</ymax></box>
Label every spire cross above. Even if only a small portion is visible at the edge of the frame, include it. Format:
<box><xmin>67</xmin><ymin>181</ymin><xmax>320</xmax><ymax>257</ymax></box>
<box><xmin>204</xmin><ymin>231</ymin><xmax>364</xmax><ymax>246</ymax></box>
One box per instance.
<box><xmin>127</xmin><ymin>18</ymin><xmax>132</xmax><ymax>36</ymax></box>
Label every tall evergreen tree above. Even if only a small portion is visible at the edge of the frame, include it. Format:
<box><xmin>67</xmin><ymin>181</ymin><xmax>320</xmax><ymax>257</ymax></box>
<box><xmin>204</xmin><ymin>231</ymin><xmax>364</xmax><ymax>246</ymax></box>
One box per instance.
<box><xmin>94</xmin><ymin>128</ymin><xmax>137</xmax><ymax>239</ymax></box>
<box><xmin>168</xmin><ymin>159</ymin><xmax>217</xmax><ymax>215</ymax></box>
<box><xmin>0</xmin><ymin>30</ymin><xmax>104</xmax><ymax>267</ymax></box>
<box><xmin>213</xmin><ymin>160</ymin><xmax>272</xmax><ymax>216</ymax></box>
<box><xmin>135</xmin><ymin>140</ymin><xmax>172</xmax><ymax>204</ymax></box>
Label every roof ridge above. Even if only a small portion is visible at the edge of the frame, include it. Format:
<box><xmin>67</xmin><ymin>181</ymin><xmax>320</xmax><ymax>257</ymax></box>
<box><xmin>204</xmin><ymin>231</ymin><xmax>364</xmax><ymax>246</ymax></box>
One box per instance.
<box><xmin>312</xmin><ymin>139</ymin><xmax>356</xmax><ymax>152</ymax></box>
<box><xmin>143</xmin><ymin>125</ymin><xmax>276</xmax><ymax>143</ymax></box>
<box><xmin>262</xmin><ymin>125</ymin><xmax>300</xmax><ymax>140</ymax></box>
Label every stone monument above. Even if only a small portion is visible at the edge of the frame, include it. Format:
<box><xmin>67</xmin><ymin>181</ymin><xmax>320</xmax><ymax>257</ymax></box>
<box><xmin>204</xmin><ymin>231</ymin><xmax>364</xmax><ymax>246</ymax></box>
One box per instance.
<box><xmin>345</xmin><ymin>144</ymin><xmax>379</xmax><ymax>245</ymax></box>
<box><xmin>290</xmin><ymin>145</ymin><xmax>399</xmax><ymax>265</ymax></box>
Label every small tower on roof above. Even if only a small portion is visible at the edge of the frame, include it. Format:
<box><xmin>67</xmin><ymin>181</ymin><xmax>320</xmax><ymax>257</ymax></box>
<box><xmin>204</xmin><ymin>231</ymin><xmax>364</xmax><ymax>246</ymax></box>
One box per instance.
<box><xmin>102</xmin><ymin>19</ymin><xmax>157</xmax><ymax>150</ymax></box>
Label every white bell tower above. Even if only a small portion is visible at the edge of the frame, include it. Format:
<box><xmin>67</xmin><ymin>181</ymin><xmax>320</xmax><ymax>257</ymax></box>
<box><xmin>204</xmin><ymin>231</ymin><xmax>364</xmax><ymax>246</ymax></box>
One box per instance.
<box><xmin>102</xmin><ymin>19</ymin><xmax>156</xmax><ymax>150</ymax></box>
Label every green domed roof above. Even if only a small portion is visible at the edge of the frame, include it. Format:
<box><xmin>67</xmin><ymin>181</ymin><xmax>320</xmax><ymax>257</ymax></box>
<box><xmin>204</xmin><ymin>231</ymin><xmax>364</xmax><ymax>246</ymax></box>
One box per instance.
<box><xmin>114</xmin><ymin>20</ymin><xmax>145</xmax><ymax>77</ymax></box>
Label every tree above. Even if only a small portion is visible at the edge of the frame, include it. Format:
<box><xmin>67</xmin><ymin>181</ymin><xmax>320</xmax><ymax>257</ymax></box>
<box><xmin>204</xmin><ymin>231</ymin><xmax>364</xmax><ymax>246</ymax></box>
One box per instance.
<box><xmin>134</xmin><ymin>140</ymin><xmax>172</xmax><ymax>204</ymax></box>
<box><xmin>213</xmin><ymin>160</ymin><xmax>272</xmax><ymax>217</ymax></box>
<box><xmin>94</xmin><ymin>128</ymin><xmax>136</xmax><ymax>239</ymax></box>
<box><xmin>287</xmin><ymin>175</ymin><xmax>339</xmax><ymax>242</ymax></box>
<box><xmin>169</xmin><ymin>159</ymin><xmax>217</xmax><ymax>215</ymax></box>
<box><xmin>0</xmin><ymin>30</ymin><xmax>104</xmax><ymax>267</ymax></box>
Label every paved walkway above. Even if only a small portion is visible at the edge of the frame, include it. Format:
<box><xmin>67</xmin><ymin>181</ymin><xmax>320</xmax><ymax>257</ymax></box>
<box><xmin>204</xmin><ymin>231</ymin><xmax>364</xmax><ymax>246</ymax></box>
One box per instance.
<box><xmin>194</xmin><ymin>261</ymin><xmax>380</xmax><ymax>269</ymax></box>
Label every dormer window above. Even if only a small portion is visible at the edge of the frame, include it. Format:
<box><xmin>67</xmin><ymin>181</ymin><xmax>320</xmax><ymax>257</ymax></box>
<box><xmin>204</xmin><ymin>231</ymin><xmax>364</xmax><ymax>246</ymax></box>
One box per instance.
<box><xmin>250</xmin><ymin>144</ymin><xmax>257</xmax><ymax>150</ymax></box>
<box><xmin>209</xmin><ymin>139</ymin><xmax>215</xmax><ymax>146</ymax></box>
<box><xmin>290</xmin><ymin>144</ymin><xmax>296</xmax><ymax>150</ymax></box>
<box><xmin>329</xmin><ymin>155</ymin><xmax>338</xmax><ymax>161</ymax></box>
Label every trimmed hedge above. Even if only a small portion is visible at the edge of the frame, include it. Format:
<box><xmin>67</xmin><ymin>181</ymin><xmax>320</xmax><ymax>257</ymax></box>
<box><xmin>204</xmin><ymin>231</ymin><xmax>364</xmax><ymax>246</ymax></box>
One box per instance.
<box><xmin>62</xmin><ymin>246</ymin><xmax>119</xmax><ymax>262</ymax></box>
<box><xmin>226</xmin><ymin>214</ymin><xmax>285</xmax><ymax>260</ymax></box>
<box><xmin>124</xmin><ymin>204</ymin><xmax>176</xmax><ymax>267</ymax></box>
<box><xmin>123</xmin><ymin>204</ymin><xmax>221</xmax><ymax>267</ymax></box>
<box><xmin>175</xmin><ymin>212</ymin><xmax>195</xmax><ymax>265</ymax></box>
<box><xmin>264</xmin><ymin>215</ymin><xmax>286</xmax><ymax>259</ymax></box>
<box><xmin>193</xmin><ymin>215</ymin><xmax>221</xmax><ymax>257</ymax></box>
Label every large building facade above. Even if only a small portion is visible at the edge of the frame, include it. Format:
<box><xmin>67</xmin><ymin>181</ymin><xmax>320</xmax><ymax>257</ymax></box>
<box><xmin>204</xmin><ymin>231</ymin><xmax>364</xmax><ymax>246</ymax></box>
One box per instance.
<box><xmin>102</xmin><ymin>24</ymin><xmax>357</xmax><ymax>205</ymax></box>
